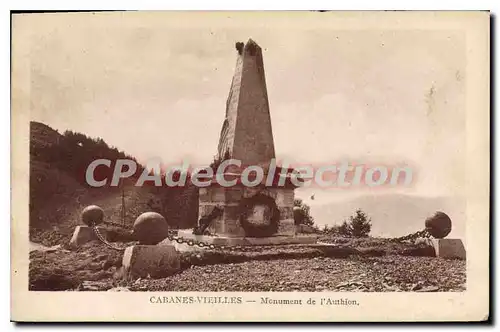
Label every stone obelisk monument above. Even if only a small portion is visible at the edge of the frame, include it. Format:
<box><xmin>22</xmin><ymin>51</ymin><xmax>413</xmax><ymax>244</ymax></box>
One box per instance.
<box><xmin>217</xmin><ymin>39</ymin><xmax>276</xmax><ymax>169</ymax></box>
<box><xmin>179</xmin><ymin>39</ymin><xmax>316</xmax><ymax>246</ymax></box>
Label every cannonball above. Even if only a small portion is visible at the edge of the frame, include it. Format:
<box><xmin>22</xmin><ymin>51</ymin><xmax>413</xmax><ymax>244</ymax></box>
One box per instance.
<box><xmin>132</xmin><ymin>212</ymin><xmax>169</xmax><ymax>245</ymax></box>
<box><xmin>81</xmin><ymin>205</ymin><xmax>104</xmax><ymax>226</ymax></box>
<box><xmin>425</xmin><ymin>211</ymin><xmax>452</xmax><ymax>238</ymax></box>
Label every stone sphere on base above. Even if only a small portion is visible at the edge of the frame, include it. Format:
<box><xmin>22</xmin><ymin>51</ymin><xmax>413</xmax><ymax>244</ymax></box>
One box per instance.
<box><xmin>81</xmin><ymin>205</ymin><xmax>104</xmax><ymax>226</ymax></box>
<box><xmin>133</xmin><ymin>212</ymin><xmax>170</xmax><ymax>245</ymax></box>
<box><xmin>425</xmin><ymin>211</ymin><xmax>452</xmax><ymax>238</ymax></box>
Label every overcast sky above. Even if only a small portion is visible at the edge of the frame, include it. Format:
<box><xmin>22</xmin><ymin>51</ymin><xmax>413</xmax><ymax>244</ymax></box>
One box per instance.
<box><xmin>23</xmin><ymin>12</ymin><xmax>466</xmax><ymax>203</ymax></box>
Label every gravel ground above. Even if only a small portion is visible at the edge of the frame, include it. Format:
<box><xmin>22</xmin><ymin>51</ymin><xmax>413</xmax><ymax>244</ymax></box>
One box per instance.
<box><xmin>30</xmin><ymin>239</ymin><xmax>465</xmax><ymax>292</ymax></box>
<box><xmin>131</xmin><ymin>255</ymin><xmax>465</xmax><ymax>292</ymax></box>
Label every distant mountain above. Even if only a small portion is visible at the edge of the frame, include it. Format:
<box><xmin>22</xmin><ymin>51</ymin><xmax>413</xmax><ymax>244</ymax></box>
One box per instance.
<box><xmin>30</xmin><ymin>121</ymin><xmax>199</xmax><ymax>246</ymax></box>
<box><xmin>309</xmin><ymin>193</ymin><xmax>465</xmax><ymax>239</ymax></box>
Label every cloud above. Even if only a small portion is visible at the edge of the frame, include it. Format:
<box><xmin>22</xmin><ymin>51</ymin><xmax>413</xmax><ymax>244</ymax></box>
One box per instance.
<box><xmin>26</xmin><ymin>13</ymin><xmax>465</xmax><ymax>197</ymax></box>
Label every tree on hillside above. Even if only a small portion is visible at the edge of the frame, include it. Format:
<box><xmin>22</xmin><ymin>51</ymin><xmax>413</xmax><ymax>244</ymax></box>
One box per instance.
<box><xmin>293</xmin><ymin>198</ymin><xmax>314</xmax><ymax>226</ymax></box>
<box><xmin>322</xmin><ymin>209</ymin><xmax>372</xmax><ymax>237</ymax></box>
<box><xmin>338</xmin><ymin>220</ymin><xmax>352</xmax><ymax>236</ymax></box>
<box><xmin>47</xmin><ymin>130</ymin><xmax>146</xmax><ymax>186</ymax></box>
<box><xmin>348</xmin><ymin>209</ymin><xmax>372</xmax><ymax>237</ymax></box>
<box><xmin>323</xmin><ymin>220</ymin><xmax>351</xmax><ymax>236</ymax></box>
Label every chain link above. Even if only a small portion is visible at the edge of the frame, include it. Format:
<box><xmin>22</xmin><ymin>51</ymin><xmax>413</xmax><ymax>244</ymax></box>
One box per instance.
<box><xmin>389</xmin><ymin>229</ymin><xmax>432</xmax><ymax>243</ymax></box>
<box><xmin>92</xmin><ymin>224</ymin><xmax>127</xmax><ymax>251</ymax></box>
<box><xmin>164</xmin><ymin>233</ymin><xmax>249</xmax><ymax>252</ymax></box>
<box><xmin>93</xmin><ymin>222</ymin><xmax>250</xmax><ymax>252</ymax></box>
<box><xmin>95</xmin><ymin>222</ymin><xmax>433</xmax><ymax>252</ymax></box>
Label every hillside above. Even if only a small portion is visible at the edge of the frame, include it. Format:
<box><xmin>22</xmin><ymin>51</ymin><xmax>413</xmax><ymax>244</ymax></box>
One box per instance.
<box><xmin>309</xmin><ymin>193</ymin><xmax>465</xmax><ymax>239</ymax></box>
<box><xmin>30</xmin><ymin>121</ymin><xmax>199</xmax><ymax>246</ymax></box>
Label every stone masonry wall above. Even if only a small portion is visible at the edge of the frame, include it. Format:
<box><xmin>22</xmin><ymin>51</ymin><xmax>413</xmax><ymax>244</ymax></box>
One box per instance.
<box><xmin>198</xmin><ymin>185</ymin><xmax>296</xmax><ymax>238</ymax></box>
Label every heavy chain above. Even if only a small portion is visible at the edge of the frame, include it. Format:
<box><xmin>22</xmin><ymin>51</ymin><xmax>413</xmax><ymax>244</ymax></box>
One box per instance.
<box><xmin>95</xmin><ymin>221</ymin><xmax>433</xmax><ymax>251</ymax></box>
<box><xmin>389</xmin><ymin>229</ymin><xmax>432</xmax><ymax>243</ymax></box>
<box><xmin>164</xmin><ymin>233</ymin><xmax>252</xmax><ymax>252</ymax></box>
<box><xmin>92</xmin><ymin>224</ymin><xmax>127</xmax><ymax>251</ymax></box>
<box><xmin>94</xmin><ymin>222</ymin><xmax>249</xmax><ymax>252</ymax></box>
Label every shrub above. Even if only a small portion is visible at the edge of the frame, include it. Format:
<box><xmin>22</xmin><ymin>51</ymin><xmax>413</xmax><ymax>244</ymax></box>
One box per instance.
<box><xmin>348</xmin><ymin>209</ymin><xmax>372</xmax><ymax>237</ymax></box>
<box><xmin>338</xmin><ymin>220</ymin><xmax>352</xmax><ymax>236</ymax></box>
<box><xmin>323</xmin><ymin>209</ymin><xmax>372</xmax><ymax>237</ymax></box>
<box><xmin>293</xmin><ymin>198</ymin><xmax>314</xmax><ymax>226</ymax></box>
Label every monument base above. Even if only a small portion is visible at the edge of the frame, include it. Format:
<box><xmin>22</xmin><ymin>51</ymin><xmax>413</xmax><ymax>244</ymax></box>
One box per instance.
<box><xmin>122</xmin><ymin>245</ymin><xmax>180</xmax><ymax>279</ymax></box>
<box><xmin>431</xmin><ymin>238</ymin><xmax>466</xmax><ymax>260</ymax></box>
<box><xmin>417</xmin><ymin>238</ymin><xmax>466</xmax><ymax>260</ymax></box>
<box><xmin>176</xmin><ymin>229</ymin><xmax>318</xmax><ymax>246</ymax></box>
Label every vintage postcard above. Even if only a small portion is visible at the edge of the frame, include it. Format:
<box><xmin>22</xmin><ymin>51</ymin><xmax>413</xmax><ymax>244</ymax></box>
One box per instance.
<box><xmin>11</xmin><ymin>11</ymin><xmax>490</xmax><ymax>322</ymax></box>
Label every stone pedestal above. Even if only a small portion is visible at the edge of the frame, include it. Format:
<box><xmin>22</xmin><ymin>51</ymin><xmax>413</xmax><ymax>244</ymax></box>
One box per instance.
<box><xmin>418</xmin><ymin>238</ymin><xmax>466</xmax><ymax>259</ymax></box>
<box><xmin>431</xmin><ymin>239</ymin><xmax>466</xmax><ymax>260</ymax></box>
<box><xmin>198</xmin><ymin>185</ymin><xmax>296</xmax><ymax>238</ymax></box>
<box><xmin>122</xmin><ymin>245</ymin><xmax>180</xmax><ymax>279</ymax></box>
<box><xmin>69</xmin><ymin>225</ymin><xmax>107</xmax><ymax>248</ymax></box>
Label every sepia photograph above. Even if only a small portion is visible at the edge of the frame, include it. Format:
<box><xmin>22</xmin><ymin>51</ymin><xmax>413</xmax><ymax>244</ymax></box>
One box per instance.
<box><xmin>10</xmin><ymin>10</ymin><xmax>490</xmax><ymax>322</ymax></box>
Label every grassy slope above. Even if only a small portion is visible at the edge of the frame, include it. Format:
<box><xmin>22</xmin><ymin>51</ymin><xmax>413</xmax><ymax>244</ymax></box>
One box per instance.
<box><xmin>29</xmin><ymin>121</ymin><xmax>197</xmax><ymax>246</ymax></box>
